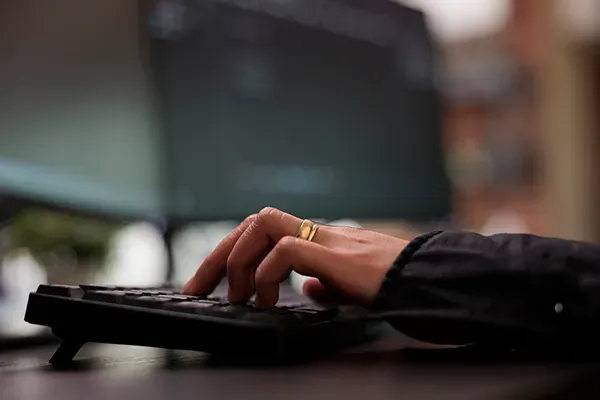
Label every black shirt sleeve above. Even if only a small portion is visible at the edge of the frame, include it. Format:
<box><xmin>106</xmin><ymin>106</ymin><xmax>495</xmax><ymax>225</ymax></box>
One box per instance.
<box><xmin>370</xmin><ymin>231</ymin><xmax>600</xmax><ymax>351</ymax></box>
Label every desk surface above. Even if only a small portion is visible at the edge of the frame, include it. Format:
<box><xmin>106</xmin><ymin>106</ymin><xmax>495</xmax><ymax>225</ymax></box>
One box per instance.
<box><xmin>2</xmin><ymin>339</ymin><xmax>600</xmax><ymax>400</ymax></box>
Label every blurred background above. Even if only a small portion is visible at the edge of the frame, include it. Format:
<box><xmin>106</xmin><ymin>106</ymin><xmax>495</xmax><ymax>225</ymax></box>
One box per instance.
<box><xmin>0</xmin><ymin>0</ymin><xmax>598</xmax><ymax>342</ymax></box>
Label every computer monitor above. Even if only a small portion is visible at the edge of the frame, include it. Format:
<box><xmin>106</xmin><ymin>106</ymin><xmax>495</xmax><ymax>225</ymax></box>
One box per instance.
<box><xmin>0</xmin><ymin>0</ymin><xmax>451</xmax><ymax>225</ymax></box>
<box><xmin>0</xmin><ymin>0</ymin><xmax>163</xmax><ymax>221</ymax></box>
<box><xmin>146</xmin><ymin>0</ymin><xmax>452</xmax><ymax>222</ymax></box>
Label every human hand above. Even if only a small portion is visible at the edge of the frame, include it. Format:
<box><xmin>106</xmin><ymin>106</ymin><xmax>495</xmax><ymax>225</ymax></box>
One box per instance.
<box><xmin>183</xmin><ymin>207</ymin><xmax>409</xmax><ymax>308</ymax></box>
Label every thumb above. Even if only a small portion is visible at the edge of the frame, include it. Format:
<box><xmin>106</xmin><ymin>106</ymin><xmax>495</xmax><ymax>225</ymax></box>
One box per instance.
<box><xmin>289</xmin><ymin>273</ymin><xmax>337</xmax><ymax>302</ymax></box>
<box><xmin>302</xmin><ymin>277</ymin><xmax>356</xmax><ymax>305</ymax></box>
<box><xmin>302</xmin><ymin>277</ymin><xmax>328</xmax><ymax>298</ymax></box>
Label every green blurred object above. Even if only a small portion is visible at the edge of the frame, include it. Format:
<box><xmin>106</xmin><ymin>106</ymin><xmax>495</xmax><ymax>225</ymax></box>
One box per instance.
<box><xmin>6</xmin><ymin>208</ymin><xmax>119</xmax><ymax>269</ymax></box>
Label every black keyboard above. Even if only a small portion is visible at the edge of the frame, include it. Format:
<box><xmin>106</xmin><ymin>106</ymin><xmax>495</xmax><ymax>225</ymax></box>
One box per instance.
<box><xmin>24</xmin><ymin>283</ymin><xmax>377</xmax><ymax>365</ymax></box>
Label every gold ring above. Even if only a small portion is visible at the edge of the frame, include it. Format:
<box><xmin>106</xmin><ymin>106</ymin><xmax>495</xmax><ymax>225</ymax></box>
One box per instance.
<box><xmin>296</xmin><ymin>219</ymin><xmax>319</xmax><ymax>242</ymax></box>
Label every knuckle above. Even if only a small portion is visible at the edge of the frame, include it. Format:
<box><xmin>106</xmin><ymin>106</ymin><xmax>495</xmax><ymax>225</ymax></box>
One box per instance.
<box><xmin>275</xmin><ymin>236</ymin><xmax>296</xmax><ymax>255</ymax></box>
<box><xmin>241</xmin><ymin>215</ymin><xmax>261</xmax><ymax>236</ymax></box>
<box><xmin>243</xmin><ymin>213</ymin><xmax>258</xmax><ymax>225</ymax></box>
<box><xmin>234</xmin><ymin>214</ymin><xmax>257</xmax><ymax>237</ymax></box>
<box><xmin>258</xmin><ymin>206</ymin><xmax>279</xmax><ymax>223</ymax></box>
<box><xmin>343</xmin><ymin>249</ymin><xmax>371</xmax><ymax>267</ymax></box>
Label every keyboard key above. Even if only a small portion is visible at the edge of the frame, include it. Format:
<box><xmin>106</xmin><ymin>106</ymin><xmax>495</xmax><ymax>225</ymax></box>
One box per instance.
<box><xmin>37</xmin><ymin>284</ymin><xmax>84</xmax><ymax>298</ymax></box>
<box><xmin>279</xmin><ymin>303</ymin><xmax>307</xmax><ymax>309</ymax></box>
<box><xmin>290</xmin><ymin>308</ymin><xmax>319</xmax><ymax>315</ymax></box>
<box><xmin>123</xmin><ymin>296</ymin><xmax>173</xmax><ymax>308</ymax></box>
<box><xmin>141</xmin><ymin>290</ymin><xmax>169</xmax><ymax>295</ymax></box>
<box><xmin>123</xmin><ymin>290</ymin><xmax>144</xmax><ymax>296</ymax></box>
<box><xmin>218</xmin><ymin>304</ymin><xmax>251</xmax><ymax>314</ymax></box>
<box><xmin>80</xmin><ymin>284</ymin><xmax>117</xmax><ymax>292</ymax></box>
<box><xmin>290</xmin><ymin>308</ymin><xmax>338</xmax><ymax>323</ymax></box>
<box><xmin>157</xmin><ymin>294</ymin><xmax>192</xmax><ymax>301</ymax></box>
<box><xmin>164</xmin><ymin>301</ymin><xmax>217</xmax><ymax>314</ymax></box>
<box><xmin>84</xmin><ymin>290</ymin><xmax>127</xmax><ymax>304</ymax></box>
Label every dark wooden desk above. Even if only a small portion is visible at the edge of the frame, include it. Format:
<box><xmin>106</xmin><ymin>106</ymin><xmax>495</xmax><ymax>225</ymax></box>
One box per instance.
<box><xmin>2</xmin><ymin>338</ymin><xmax>600</xmax><ymax>400</ymax></box>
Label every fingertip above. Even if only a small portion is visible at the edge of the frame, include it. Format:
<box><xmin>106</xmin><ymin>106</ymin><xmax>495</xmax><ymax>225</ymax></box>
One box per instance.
<box><xmin>183</xmin><ymin>270</ymin><xmax>221</xmax><ymax>296</ymax></box>
<box><xmin>303</xmin><ymin>278</ymin><xmax>351</xmax><ymax>305</ymax></box>
<box><xmin>302</xmin><ymin>277</ymin><xmax>328</xmax><ymax>297</ymax></box>
<box><xmin>254</xmin><ymin>293</ymin><xmax>277</xmax><ymax>309</ymax></box>
<box><xmin>254</xmin><ymin>281</ymin><xmax>279</xmax><ymax>309</ymax></box>
<box><xmin>227</xmin><ymin>288</ymin><xmax>248</xmax><ymax>305</ymax></box>
<box><xmin>182</xmin><ymin>280</ymin><xmax>196</xmax><ymax>295</ymax></box>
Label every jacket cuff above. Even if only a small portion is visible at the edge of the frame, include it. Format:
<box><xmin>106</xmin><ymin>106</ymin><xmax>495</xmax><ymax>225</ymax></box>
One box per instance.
<box><xmin>371</xmin><ymin>230</ymin><xmax>444</xmax><ymax>311</ymax></box>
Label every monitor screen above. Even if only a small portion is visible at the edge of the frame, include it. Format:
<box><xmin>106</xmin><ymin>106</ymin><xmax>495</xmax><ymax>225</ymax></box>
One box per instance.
<box><xmin>0</xmin><ymin>0</ymin><xmax>452</xmax><ymax>223</ymax></box>
<box><xmin>0</xmin><ymin>0</ymin><xmax>163</xmax><ymax>220</ymax></box>
<box><xmin>147</xmin><ymin>0</ymin><xmax>452</xmax><ymax>221</ymax></box>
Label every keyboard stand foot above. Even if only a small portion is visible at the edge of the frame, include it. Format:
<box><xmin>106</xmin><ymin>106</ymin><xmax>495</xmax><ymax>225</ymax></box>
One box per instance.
<box><xmin>49</xmin><ymin>340</ymin><xmax>86</xmax><ymax>366</ymax></box>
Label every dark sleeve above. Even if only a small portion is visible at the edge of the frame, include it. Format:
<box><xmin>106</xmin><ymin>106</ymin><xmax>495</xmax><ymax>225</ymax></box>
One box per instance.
<box><xmin>370</xmin><ymin>230</ymin><xmax>600</xmax><ymax>351</ymax></box>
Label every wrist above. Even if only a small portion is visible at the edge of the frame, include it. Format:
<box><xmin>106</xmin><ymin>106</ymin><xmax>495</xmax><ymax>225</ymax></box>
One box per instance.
<box><xmin>370</xmin><ymin>230</ymin><xmax>444</xmax><ymax>309</ymax></box>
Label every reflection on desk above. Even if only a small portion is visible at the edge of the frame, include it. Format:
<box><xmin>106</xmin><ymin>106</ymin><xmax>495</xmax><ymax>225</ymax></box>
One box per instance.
<box><xmin>2</xmin><ymin>342</ymin><xmax>600</xmax><ymax>400</ymax></box>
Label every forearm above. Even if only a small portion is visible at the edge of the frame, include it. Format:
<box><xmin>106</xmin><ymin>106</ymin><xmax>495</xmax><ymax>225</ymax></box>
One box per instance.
<box><xmin>371</xmin><ymin>231</ymin><xmax>600</xmax><ymax>350</ymax></box>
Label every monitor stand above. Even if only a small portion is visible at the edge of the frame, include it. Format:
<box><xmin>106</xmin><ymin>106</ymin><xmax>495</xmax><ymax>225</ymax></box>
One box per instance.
<box><xmin>0</xmin><ymin>196</ymin><xmax>26</xmax><ymax>297</ymax></box>
<box><xmin>161</xmin><ymin>221</ymin><xmax>177</xmax><ymax>284</ymax></box>
<box><xmin>0</xmin><ymin>196</ymin><xmax>25</xmax><ymax>229</ymax></box>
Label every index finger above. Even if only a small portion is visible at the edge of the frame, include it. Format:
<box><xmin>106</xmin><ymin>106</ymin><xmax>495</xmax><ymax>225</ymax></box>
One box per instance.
<box><xmin>183</xmin><ymin>214</ymin><xmax>257</xmax><ymax>295</ymax></box>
